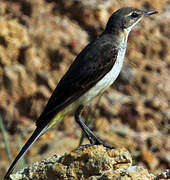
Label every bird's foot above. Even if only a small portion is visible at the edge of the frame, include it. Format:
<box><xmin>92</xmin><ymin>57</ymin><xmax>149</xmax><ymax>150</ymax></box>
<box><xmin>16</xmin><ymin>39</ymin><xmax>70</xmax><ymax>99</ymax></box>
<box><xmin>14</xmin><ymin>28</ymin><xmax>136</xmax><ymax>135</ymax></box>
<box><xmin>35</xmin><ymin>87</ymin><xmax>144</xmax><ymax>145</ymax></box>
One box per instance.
<box><xmin>74</xmin><ymin>141</ymin><xmax>115</xmax><ymax>152</ymax></box>
<box><xmin>90</xmin><ymin>136</ymin><xmax>115</xmax><ymax>149</ymax></box>
<box><xmin>73</xmin><ymin>144</ymin><xmax>93</xmax><ymax>151</ymax></box>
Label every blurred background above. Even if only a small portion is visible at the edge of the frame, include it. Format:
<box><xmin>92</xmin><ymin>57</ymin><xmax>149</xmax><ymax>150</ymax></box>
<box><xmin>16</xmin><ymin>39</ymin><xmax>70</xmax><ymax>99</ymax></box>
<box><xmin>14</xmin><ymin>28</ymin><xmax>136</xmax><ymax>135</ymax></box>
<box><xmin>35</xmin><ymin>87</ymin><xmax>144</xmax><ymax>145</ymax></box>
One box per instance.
<box><xmin>0</xmin><ymin>0</ymin><xmax>169</xmax><ymax>178</ymax></box>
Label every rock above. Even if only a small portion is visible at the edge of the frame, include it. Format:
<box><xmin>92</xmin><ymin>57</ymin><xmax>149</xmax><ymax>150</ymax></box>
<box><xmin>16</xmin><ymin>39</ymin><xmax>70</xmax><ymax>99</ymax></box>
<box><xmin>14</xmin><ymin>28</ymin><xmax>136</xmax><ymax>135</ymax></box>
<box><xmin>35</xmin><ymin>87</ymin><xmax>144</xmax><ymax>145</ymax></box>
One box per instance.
<box><xmin>57</xmin><ymin>0</ymin><xmax>115</xmax><ymax>32</ymax></box>
<box><xmin>0</xmin><ymin>1</ymin><xmax>6</xmax><ymax>16</ymax></box>
<box><xmin>9</xmin><ymin>145</ymin><xmax>159</xmax><ymax>180</ymax></box>
<box><xmin>99</xmin><ymin>166</ymin><xmax>153</xmax><ymax>180</ymax></box>
<box><xmin>0</xmin><ymin>20</ymin><xmax>30</xmax><ymax>66</ymax></box>
<box><xmin>36</xmin><ymin>71</ymin><xmax>56</xmax><ymax>91</ymax></box>
<box><xmin>3</xmin><ymin>64</ymin><xmax>36</xmax><ymax>100</ymax></box>
<box><xmin>154</xmin><ymin>169</ymin><xmax>170</xmax><ymax>180</ymax></box>
<box><xmin>141</xmin><ymin>149</ymin><xmax>159</xmax><ymax>170</ymax></box>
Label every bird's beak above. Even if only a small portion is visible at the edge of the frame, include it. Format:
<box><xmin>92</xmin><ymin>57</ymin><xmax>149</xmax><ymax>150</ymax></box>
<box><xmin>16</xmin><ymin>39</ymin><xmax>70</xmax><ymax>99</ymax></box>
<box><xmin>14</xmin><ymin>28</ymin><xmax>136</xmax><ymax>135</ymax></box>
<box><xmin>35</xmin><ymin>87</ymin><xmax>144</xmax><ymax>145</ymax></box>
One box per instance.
<box><xmin>144</xmin><ymin>10</ymin><xmax>158</xmax><ymax>16</ymax></box>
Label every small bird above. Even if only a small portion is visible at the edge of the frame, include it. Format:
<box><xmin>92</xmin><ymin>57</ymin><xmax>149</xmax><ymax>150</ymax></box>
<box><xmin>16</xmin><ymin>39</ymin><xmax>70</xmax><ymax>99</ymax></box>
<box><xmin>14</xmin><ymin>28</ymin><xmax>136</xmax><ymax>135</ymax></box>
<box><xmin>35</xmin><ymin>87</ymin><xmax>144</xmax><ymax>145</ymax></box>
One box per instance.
<box><xmin>4</xmin><ymin>7</ymin><xmax>158</xmax><ymax>179</ymax></box>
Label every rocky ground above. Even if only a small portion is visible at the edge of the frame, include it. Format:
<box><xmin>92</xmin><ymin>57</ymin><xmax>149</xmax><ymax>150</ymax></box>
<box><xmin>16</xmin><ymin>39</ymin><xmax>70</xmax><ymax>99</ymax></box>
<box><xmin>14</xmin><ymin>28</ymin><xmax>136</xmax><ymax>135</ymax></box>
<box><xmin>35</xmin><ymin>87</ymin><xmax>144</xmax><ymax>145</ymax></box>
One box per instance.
<box><xmin>9</xmin><ymin>146</ymin><xmax>170</xmax><ymax>180</ymax></box>
<box><xmin>0</xmin><ymin>0</ymin><xmax>169</xmax><ymax>178</ymax></box>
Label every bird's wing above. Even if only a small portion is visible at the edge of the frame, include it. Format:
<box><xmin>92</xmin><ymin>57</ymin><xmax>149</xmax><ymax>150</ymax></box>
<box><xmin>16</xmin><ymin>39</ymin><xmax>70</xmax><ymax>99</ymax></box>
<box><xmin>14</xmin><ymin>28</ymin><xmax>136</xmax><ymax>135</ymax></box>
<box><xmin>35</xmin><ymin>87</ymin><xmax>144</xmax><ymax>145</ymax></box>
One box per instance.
<box><xmin>36</xmin><ymin>35</ymin><xmax>118</xmax><ymax>126</ymax></box>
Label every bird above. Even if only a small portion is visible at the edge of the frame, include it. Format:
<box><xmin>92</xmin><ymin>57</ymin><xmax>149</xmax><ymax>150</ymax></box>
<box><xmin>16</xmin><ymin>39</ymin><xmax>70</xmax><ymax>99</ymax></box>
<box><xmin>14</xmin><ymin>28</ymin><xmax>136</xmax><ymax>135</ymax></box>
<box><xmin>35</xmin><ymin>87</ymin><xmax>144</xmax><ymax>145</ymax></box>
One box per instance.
<box><xmin>4</xmin><ymin>7</ymin><xmax>158</xmax><ymax>179</ymax></box>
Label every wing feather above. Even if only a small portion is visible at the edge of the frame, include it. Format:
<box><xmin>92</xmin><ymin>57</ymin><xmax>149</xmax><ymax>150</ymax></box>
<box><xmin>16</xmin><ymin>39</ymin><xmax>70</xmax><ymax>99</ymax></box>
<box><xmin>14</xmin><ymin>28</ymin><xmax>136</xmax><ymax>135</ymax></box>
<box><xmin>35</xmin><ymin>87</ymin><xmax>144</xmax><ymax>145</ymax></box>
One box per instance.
<box><xmin>36</xmin><ymin>34</ymin><xmax>118</xmax><ymax>126</ymax></box>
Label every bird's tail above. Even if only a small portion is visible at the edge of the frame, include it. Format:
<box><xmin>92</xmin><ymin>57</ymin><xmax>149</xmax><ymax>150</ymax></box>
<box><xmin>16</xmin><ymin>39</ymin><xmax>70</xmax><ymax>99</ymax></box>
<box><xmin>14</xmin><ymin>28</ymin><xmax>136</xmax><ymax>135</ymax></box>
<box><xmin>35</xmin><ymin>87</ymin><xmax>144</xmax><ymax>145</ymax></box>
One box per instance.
<box><xmin>4</xmin><ymin>125</ymin><xmax>49</xmax><ymax>180</ymax></box>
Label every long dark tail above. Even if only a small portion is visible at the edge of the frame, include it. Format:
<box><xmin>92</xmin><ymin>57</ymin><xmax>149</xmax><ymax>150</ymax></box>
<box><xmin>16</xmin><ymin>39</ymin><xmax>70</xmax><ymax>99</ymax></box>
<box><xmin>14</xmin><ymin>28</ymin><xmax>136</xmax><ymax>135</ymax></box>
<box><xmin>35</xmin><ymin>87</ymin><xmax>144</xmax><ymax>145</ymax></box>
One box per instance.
<box><xmin>4</xmin><ymin>125</ymin><xmax>48</xmax><ymax>180</ymax></box>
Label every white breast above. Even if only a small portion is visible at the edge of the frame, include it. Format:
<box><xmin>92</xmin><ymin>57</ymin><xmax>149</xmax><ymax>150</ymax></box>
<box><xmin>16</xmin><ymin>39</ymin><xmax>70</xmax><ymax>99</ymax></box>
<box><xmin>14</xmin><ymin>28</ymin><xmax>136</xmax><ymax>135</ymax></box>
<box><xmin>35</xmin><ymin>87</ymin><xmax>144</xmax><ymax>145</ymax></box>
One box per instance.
<box><xmin>78</xmin><ymin>37</ymin><xmax>128</xmax><ymax>106</ymax></box>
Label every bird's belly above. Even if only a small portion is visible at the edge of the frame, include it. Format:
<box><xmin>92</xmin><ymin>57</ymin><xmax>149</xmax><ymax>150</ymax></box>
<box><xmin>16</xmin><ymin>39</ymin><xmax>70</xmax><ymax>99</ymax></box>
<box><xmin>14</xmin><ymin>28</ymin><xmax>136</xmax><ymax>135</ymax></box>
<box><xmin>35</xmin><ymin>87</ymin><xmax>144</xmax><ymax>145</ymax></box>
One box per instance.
<box><xmin>50</xmin><ymin>58</ymin><xmax>123</xmax><ymax>128</ymax></box>
<box><xmin>79</xmin><ymin>48</ymin><xmax>126</xmax><ymax>105</ymax></box>
<box><xmin>50</xmin><ymin>46</ymin><xmax>126</xmax><ymax>127</ymax></box>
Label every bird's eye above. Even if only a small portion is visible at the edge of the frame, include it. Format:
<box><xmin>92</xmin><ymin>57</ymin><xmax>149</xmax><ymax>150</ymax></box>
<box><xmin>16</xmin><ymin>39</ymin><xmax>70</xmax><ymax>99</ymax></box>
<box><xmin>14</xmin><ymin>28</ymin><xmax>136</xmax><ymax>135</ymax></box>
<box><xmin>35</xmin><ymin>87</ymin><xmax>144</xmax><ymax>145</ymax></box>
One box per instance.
<box><xmin>131</xmin><ymin>12</ymin><xmax>139</xmax><ymax>18</ymax></box>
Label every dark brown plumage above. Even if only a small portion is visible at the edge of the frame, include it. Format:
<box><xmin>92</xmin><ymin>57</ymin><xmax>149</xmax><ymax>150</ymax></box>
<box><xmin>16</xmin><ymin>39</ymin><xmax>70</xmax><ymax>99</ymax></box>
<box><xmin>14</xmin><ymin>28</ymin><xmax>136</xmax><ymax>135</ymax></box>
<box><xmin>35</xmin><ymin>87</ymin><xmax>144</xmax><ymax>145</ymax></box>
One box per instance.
<box><xmin>36</xmin><ymin>34</ymin><xmax>118</xmax><ymax>126</ymax></box>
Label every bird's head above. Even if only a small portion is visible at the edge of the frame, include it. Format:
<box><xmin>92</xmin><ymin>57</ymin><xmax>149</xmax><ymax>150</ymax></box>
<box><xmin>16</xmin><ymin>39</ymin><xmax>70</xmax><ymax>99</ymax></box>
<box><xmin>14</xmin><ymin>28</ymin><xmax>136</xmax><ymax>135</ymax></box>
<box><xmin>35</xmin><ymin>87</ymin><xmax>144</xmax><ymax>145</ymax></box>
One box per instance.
<box><xmin>105</xmin><ymin>7</ymin><xmax>158</xmax><ymax>34</ymax></box>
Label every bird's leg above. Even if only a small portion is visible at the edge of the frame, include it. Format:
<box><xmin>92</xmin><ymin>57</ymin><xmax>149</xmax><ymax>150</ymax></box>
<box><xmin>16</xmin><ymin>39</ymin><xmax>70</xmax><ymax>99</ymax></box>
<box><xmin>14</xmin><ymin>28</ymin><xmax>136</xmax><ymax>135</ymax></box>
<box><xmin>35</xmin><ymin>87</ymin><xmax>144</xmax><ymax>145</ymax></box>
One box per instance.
<box><xmin>75</xmin><ymin>106</ymin><xmax>115</xmax><ymax>149</ymax></box>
